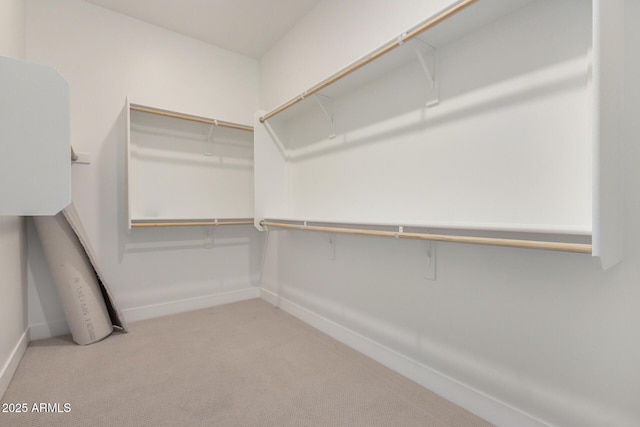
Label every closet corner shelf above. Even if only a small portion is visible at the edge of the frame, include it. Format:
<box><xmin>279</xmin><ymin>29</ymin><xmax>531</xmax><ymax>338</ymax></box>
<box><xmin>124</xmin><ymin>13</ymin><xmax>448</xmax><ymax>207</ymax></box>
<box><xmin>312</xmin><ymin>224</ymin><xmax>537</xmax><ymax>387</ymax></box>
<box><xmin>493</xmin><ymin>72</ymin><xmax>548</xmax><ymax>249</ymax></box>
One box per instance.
<box><xmin>260</xmin><ymin>219</ymin><xmax>592</xmax><ymax>254</ymax></box>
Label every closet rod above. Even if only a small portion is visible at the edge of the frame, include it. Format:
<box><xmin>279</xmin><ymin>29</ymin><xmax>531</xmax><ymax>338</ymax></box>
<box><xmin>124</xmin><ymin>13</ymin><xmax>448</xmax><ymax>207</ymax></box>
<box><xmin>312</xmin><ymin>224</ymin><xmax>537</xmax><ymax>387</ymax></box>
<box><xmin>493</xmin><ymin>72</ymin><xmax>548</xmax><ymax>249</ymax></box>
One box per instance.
<box><xmin>132</xmin><ymin>220</ymin><xmax>254</xmax><ymax>228</ymax></box>
<box><xmin>260</xmin><ymin>221</ymin><xmax>593</xmax><ymax>254</ymax></box>
<box><xmin>259</xmin><ymin>0</ymin><xmax>478</xmax><ymax>123</ymax></box>
<box><xmin>130</xmin><ymin>105</ymin><xmax>253</xmax><ymax>132</ymax></box>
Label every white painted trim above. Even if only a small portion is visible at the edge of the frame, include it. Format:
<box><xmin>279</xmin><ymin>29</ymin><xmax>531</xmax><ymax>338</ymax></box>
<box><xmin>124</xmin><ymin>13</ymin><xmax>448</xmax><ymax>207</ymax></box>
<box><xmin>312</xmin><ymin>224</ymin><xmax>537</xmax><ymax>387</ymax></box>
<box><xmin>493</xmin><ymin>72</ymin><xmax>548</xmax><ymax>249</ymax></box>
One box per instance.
<box><xmin>123</xmin><ymin>287</ymin><xmax>260</xmax><ymax>323</ymax></box>
<box><xmin>0</xmin><ymin>329</ymin><xmax>29</xmax><ymax>400</ymax></box>
<box><xmin>259</xmin><ymin>289</ymin><xmax>548</xmax><ymax>427</ymax></box>
<box><xmin>28</xmin><ymin>319</ymin><xmax>70</xmax><ymax>341</ymax></box>
<box><xmin>27</xmin><ymin>288</ymin><xmax>262</xmax><ymax>340</ymax></box>
<box><xmin>259</xmin><ymin>287</ymin><xmax>279</xmax><ymax>307</ymax></box>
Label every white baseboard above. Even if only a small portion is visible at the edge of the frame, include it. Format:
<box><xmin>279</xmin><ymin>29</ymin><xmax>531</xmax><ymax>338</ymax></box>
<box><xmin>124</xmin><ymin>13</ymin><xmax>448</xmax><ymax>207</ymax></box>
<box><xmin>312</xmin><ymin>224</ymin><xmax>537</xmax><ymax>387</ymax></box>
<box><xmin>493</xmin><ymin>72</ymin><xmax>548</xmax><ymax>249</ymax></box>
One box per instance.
<box><xmin>0</xmin><ymin>329</ymin><xmax>29</xmax><ymax>400</ymax></box>
<box><xmin>123</xmin><ymin>287</ymin><xmax>261</xmax><ymax>323</ymax></box>
<box><xmin>27</xmin><ymin>288</ymin><xmax>261</xmax><ymax>340</ymax></box>
<box><xmin>29</xmin><ymin>319</ymin><xmax>70</xmax><ymax>341</ymax></box>
<box><xmin>259</xmin><ymin>289</ymin><xmax>548</xmax><ymax>427</ymax></box>
<box><xmin>259</xmin><ymin>287</ymin><xmax>279</xmax><ymax>306</ymax></box>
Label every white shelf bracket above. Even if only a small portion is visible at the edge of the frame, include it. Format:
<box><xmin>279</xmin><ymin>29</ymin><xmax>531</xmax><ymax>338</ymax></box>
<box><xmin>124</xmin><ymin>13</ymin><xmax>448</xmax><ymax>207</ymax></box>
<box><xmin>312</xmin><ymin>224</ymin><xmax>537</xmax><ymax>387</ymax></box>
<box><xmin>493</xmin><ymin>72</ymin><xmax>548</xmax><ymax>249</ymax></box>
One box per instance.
<box><xmin>409</xmin><ymin>39</ymin><xmax>438</xmax><ymax>107</ymax></box>
<box><xmin>313</xmin><ymin>94</ymin><xmax>337</xmax><ymax>139</ymax></box>
<box><xmin>204</xmin><ymin>123</ymin><xmax>215</xmax><ymax>156</ymax></box>
<box><xmin>204</xmin><ymin>225</ymin><xmax>215</xmax><ymax>249</ymax></box>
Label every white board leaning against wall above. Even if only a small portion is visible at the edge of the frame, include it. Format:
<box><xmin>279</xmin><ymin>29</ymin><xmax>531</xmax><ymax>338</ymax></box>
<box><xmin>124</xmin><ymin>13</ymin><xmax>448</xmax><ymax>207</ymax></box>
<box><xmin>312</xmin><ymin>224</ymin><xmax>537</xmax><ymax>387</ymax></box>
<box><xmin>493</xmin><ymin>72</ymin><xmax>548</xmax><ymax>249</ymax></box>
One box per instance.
<box><xmin>0</xmin><ymin>56</ymin><xmax>71</xmax><ymax>215</ymax></box>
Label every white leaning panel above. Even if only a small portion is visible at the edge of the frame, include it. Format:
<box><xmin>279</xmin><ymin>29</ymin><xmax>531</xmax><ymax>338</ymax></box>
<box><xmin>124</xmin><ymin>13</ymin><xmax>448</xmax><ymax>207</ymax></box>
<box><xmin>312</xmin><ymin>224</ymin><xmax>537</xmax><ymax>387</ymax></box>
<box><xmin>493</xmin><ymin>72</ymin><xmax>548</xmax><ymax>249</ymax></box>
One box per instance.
<box><xmin>0</xmin><ymin>56</ymin><xmax>71</xmax><ymax>215</ymax></box>
<box><xmin>592</xmin><ymin>0</ymin><xmax>624</xmax><ymax>269</ymax></box>
<box><xmin>125</xmin><ymin>98</ymin><xmax>132</xmax><ymax>229</ymax></box>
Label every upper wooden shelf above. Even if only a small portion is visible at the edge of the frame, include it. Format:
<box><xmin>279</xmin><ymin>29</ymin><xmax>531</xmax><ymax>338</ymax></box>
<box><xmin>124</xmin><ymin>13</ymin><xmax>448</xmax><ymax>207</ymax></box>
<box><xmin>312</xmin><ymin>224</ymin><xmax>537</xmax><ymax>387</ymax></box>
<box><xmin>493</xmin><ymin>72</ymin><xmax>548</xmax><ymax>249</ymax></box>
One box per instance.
<box><xmin>258</xmin><ymin>0</ymin><xmax>535</xmax><ymax>123</ymax></box>
<box><xmin>0</xmin><ymin>56</ymin><xmax>71</xmax><ymax>215</ymax></box>
<box><xmin>130</xmin><ymin>103</ymin><xmax>253</xmax><ymax>132</ymax></box>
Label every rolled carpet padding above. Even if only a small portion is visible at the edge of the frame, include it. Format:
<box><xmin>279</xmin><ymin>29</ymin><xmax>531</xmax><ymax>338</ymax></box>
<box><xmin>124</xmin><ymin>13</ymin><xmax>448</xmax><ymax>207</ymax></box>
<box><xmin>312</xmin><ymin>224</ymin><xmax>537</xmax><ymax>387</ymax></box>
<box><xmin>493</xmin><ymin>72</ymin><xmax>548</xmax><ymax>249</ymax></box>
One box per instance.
<box><xmin>34</xmin><ymin>204</ymin><xmax>126</xmax><ymax>345</ymax></box>
<box><xmin>61</xmin><ymin>203</ymin><xmax>127</xmax><ymax>334</ymax></box>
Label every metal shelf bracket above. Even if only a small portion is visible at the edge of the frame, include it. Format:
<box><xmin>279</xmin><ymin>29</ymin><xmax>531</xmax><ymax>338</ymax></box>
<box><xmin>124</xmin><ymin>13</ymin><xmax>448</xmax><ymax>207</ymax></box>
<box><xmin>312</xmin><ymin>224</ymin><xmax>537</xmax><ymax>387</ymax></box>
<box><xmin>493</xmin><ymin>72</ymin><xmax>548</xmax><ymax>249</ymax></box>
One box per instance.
<box><xmin>313</xmin><ymin>94</ymin><xmax>337</xmax><ymax>139</ymax></box>
<box><xmin>410</xmin><ymin>39</ymin><xmax>439</xmax><ymax>107</ymax></box>
<box><xmin>204</xmin><ymin>123</ymin><xmax>216</xmax><ymax>156</ymax></box>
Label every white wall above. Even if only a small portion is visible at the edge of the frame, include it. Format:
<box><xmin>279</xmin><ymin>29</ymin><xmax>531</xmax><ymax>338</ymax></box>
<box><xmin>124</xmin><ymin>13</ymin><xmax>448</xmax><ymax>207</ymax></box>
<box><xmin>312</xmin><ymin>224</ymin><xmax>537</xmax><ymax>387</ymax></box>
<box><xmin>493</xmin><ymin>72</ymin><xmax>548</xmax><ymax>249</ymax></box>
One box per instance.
<box><xmin>0</xmin><ymin>0</ymin><xmax>25</xmax><ymax>58</ymax></box>
<box><xmin>0</xmin><ymin>216</ymin><xmax>28</xmax><ymax>399</ymax></box>
<box><xmin>259</xmin><ymin>0</ymin><xmax>640</xmax><ymax>426</ymax></box>
<box><xmin>0</xmin><ymin>0</ymin><xmax>28</xmax><ymax>400</ymax></box>
<box><xmin>25</xmin><ymin>0</ymin><xmax>263</xmax><ymax>336</ymax></box>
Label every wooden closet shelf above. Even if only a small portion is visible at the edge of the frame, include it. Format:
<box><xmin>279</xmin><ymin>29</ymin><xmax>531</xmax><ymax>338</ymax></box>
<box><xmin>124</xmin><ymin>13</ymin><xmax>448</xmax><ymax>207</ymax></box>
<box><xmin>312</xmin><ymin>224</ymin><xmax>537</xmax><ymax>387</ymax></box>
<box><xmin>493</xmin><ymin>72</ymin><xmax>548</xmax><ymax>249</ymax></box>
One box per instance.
<box><xmin>131</xmin><ymin>219</ymin><xmax>254</xmax><ymax>228</ymax></box>
<box><xmin>260</xmin><ymin>220</ymin><xmax>592</xmax><ymax>254</ymax></box>
<box><xmin>130</xmin><ymin>104</ymin><xmax>253</xmax><ymax>132</ymax></box>
<box><xmin>258</xmin><ymin>0</ymin><xmax>478</xmax><ymax>123</ymax></box>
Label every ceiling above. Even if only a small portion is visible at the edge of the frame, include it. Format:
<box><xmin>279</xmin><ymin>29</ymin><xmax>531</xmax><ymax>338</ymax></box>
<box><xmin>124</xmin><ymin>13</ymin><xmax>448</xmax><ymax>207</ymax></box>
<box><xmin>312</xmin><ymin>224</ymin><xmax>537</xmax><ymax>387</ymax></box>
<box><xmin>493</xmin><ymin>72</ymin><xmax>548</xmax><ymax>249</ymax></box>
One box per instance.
<box><xmin>83</xmin><ymin>0</ymin><xmax>320</xmax><ymax>59</ymax></box>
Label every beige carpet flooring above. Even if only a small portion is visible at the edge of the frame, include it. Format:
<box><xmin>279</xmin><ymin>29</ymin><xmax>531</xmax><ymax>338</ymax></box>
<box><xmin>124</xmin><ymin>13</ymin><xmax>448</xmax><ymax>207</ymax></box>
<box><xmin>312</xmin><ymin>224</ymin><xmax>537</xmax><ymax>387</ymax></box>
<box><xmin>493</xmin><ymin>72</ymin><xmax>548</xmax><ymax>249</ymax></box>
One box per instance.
<box><xmin>1</xmin><ymin>299</ymin><xmax>492</xmax><ymax>427</ymax></box>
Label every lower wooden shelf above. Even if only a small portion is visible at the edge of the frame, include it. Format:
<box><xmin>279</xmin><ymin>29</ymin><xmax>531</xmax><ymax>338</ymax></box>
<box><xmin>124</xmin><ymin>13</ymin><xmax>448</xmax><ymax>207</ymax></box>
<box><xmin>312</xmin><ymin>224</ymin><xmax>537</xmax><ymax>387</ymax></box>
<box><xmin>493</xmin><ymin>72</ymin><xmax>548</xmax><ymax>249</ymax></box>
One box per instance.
<box><xmin>261</xmin><ymin>219</ymin><xmax>592</xmax><ymax>254</ymax></box>
<box><xmin>131</xmin><ymin>219</ymin><xmax>254</xmax><ymax>228</ymax></box>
